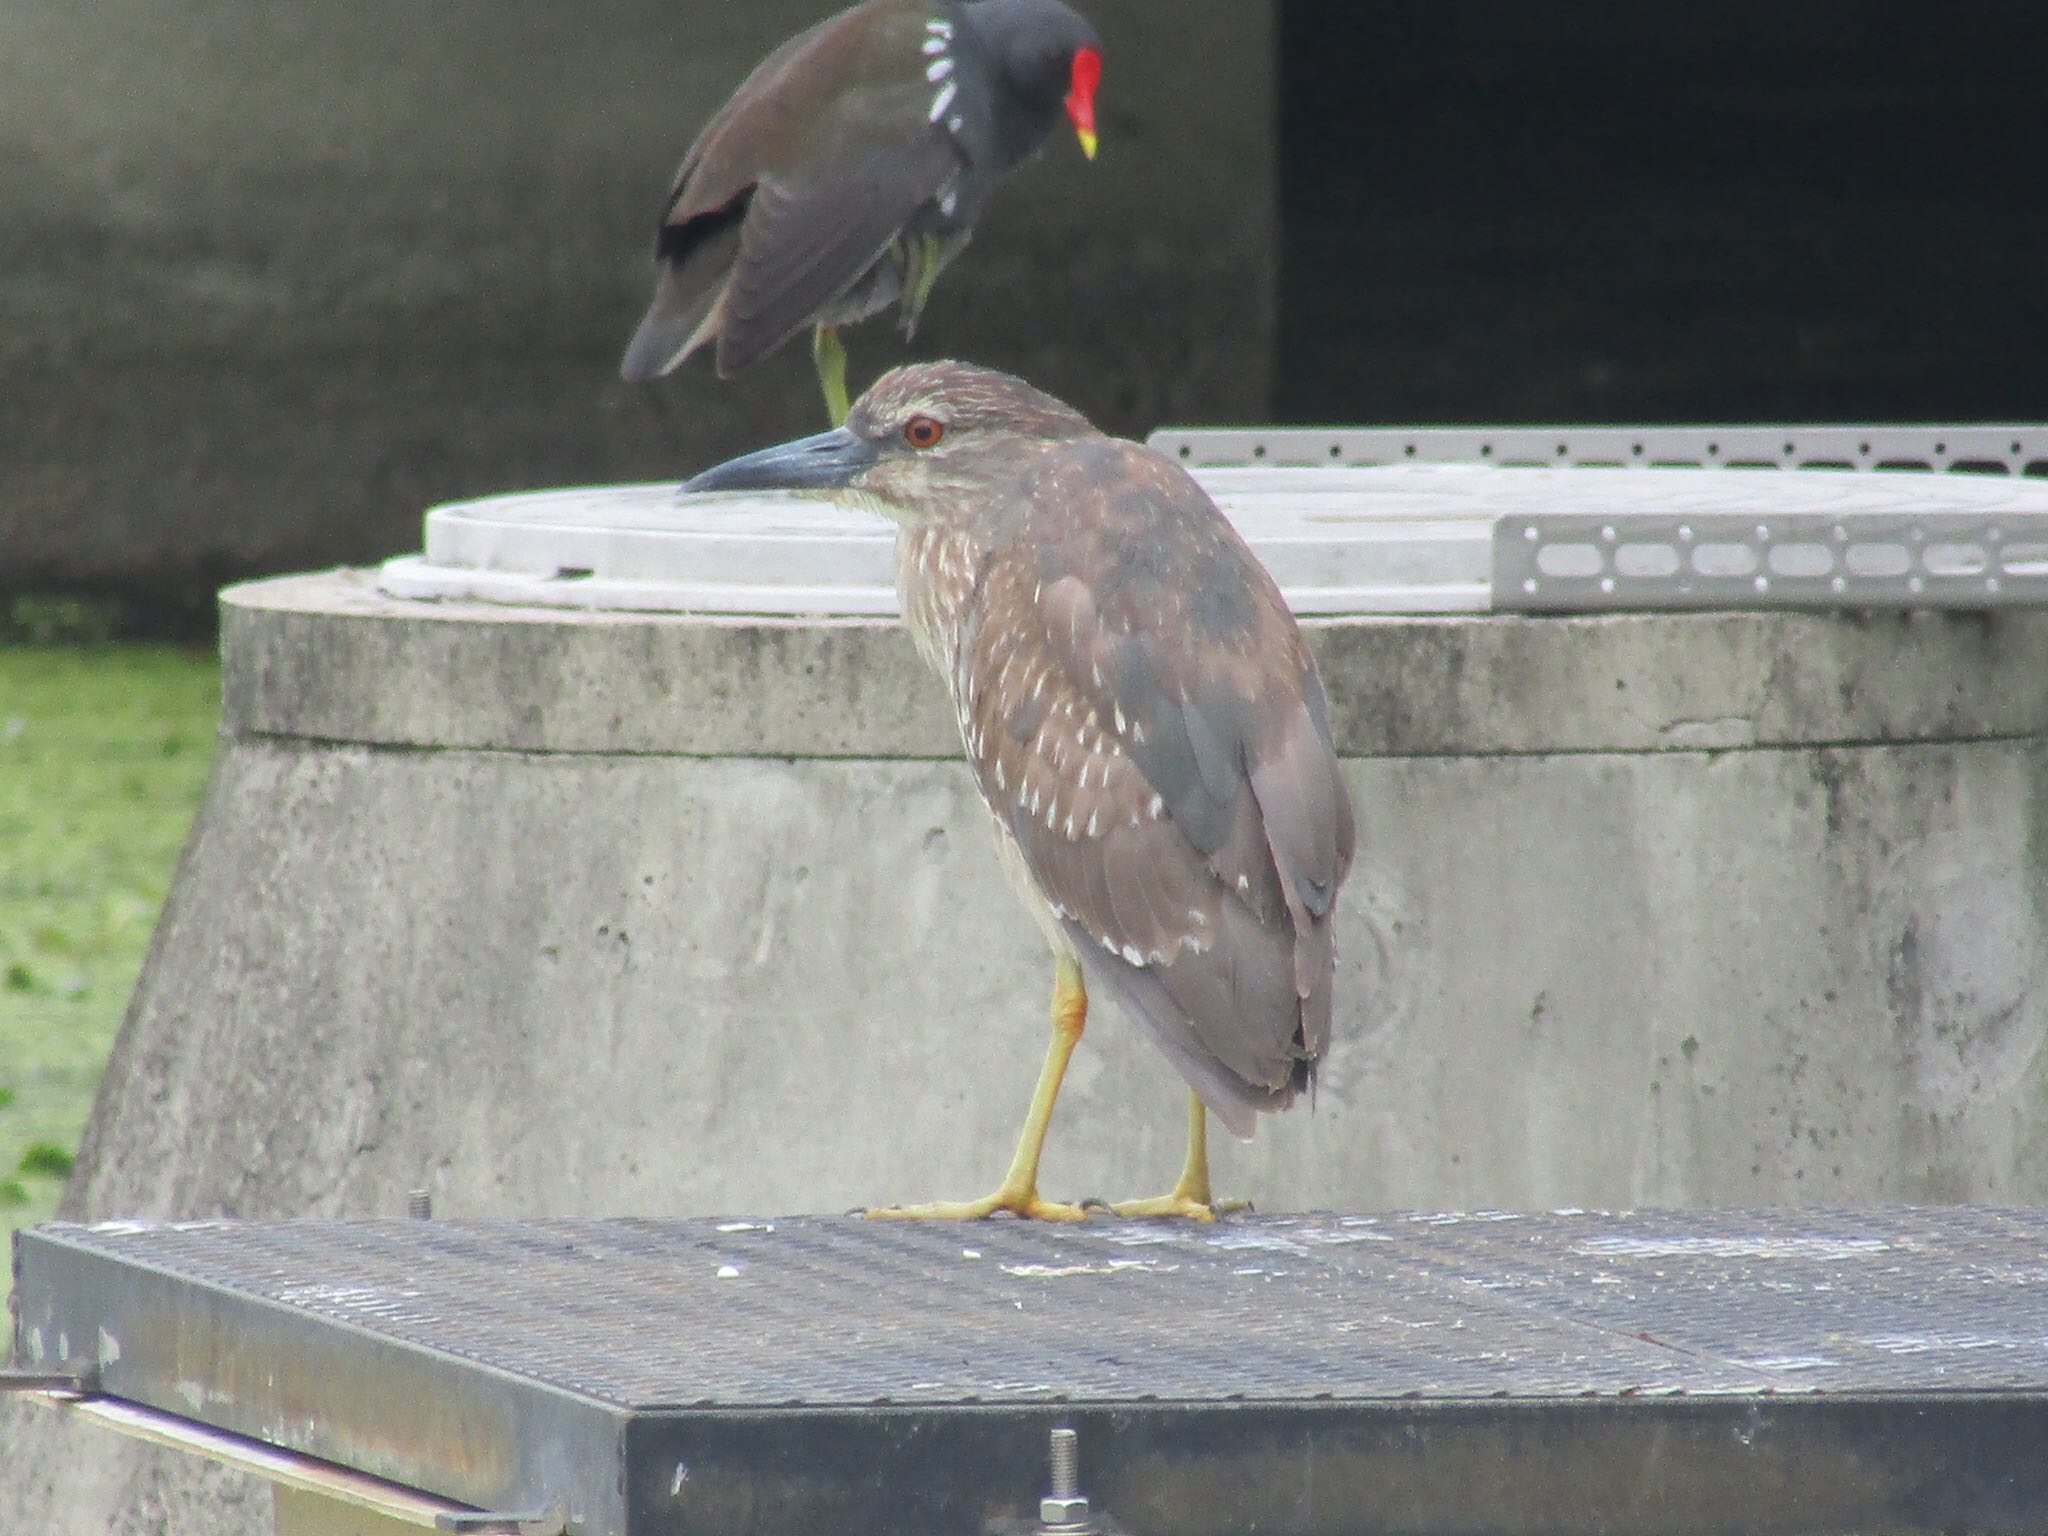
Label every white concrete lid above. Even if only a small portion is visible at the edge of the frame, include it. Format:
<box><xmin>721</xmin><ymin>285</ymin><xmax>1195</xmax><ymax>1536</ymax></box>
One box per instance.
<box><xmin>378</xmin><ymin>463</ymin><xmax>2048</xmax><ymax>617</ymax></box>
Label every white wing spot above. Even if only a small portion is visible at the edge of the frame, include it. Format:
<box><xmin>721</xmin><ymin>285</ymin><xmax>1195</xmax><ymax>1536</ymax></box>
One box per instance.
<box><xmin>926</xmin><ymin>18</ymin><xmax>954</xmax><ymax>36</ymax></box>
<box><xmin>1063</xmin><ymin>814</ymin><xmax>1076</xmax><ymax>840</ymax></box>
<box><xmin>948</xmin><ymin>114</ymin><xmax>965</xmax><ymax>133</ymax></box>
<box><xmin>995</xmin><ymin>761</ymin><xmax>1007</xmax><ymax>790</ymax></box>
<box><xmin>1121</xmin><ymin>945</ymin><xmax>1146</xmax><ymax>967</ymax></box>
<box><xmin>1133</xmin><ymin>722</ymin><xmax>1147</xmax><ymax>743</ymax></box>
<box><xmin>1148</xmin><ymin>793</ymin><xmax>1164</xmax><ymax>819</ymax></box>
<box><xmin>927</xmin><ymin>57</ymin><xmax>953</xmax><ymax>81</ymax></box>
<box><xmin>938</xmin><ymin>189</ymin><xmax>958</xmax><ymax>216</ymax></box>
<box><xmin>922</xmin><ymin>36</ymin><xmax>948</xmax><ymax>54</ymax></box>
<box><xmin>929</xmin><ymin>81</ymin><xmax>958</xmax><ymax>121</ymax></box>
<box><xmin>1188</xmin><ymin>908</ymin><xmax>1208</xmax><ymax>926</ymax></box>
<box><xmin>1113</xmin><ymin>706</ymin><xmax>1127</xmax><ymax>734</ymax></box>
<box><xmin>1237</xmin><ymin>875</ymin><xmax>1250</xmax><ymax>894</ymax></box>
<box><xmin>1086</xmin><ymin>811</ymin><xmax>1099</xmax><ymax>837</ymax></box>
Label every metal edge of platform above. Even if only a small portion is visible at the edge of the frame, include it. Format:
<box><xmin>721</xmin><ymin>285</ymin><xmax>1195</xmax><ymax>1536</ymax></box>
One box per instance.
<box><xmin>616</xmin><ymin>1393</ymin><xmax>2048</xmax><ymax>1536</ymax></box>
<box><xmin>11</xmin><ymin>1230</ymin><xmax>626</xmax><ymax>1535</ymax></box>
<box><xmin>19</xmin><ymin>1384</ymin><xmax>2048</xmax><ymax>1536</ymax></box>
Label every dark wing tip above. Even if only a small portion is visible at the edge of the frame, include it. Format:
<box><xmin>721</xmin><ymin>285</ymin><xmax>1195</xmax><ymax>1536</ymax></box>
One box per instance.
<box><xmin>620</xmin><ymin>313</ymin><xmax>687</xmax><ymax>381</ymax></box>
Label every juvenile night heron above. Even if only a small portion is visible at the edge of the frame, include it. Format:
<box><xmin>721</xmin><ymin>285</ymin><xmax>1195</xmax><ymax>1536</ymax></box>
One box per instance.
<box><xmin>686</xmin><ymin>362</ymin><xmax>1355</xmax><ymax>1219</ymax></box>
<box><xmin>620</xmin><ymin>0</ymin><xmax>1102</xmax><ymax>426</ymax></box>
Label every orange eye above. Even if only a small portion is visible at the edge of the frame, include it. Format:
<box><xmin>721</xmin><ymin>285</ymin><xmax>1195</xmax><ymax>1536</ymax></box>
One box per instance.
<box><xmin>903</xmin><ymin>415</ymin><xmax>945</xmax><ymax>450</ymax></box>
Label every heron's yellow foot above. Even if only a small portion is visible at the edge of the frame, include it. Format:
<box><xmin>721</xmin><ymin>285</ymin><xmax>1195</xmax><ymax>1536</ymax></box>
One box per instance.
<box><xmin>1104</xmin><ymin>1093</ymin><xmax>1248</xmax><ymax>1219</ymax></box>
<box><xmin>1106</xmin><ymin>1189</ymin><xmax>1251</xmax><ymax>1222</ymax></box>
<box><xmin>866</xmin><ymin>1184</ymin><xmax>1090</xmax><ymax>1222</ymax></box>
<box><xmin>868</xmin><ymin>958</ymin><xmax>1093</xmax><ymax>1222</ymax></box>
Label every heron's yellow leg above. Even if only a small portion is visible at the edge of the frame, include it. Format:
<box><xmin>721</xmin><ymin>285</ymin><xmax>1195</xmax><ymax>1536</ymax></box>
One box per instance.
<box><xmin>867</xmin><ymin>956</ymin><xmax>1091</xmax><ymax>1222</ymax></box>
<box><xmin>1108</xmin><ymin>1092</ymin><xmax>1251</xmax><ymax>1221</ymax></box>
<box><xmin>812</xmin><ymin>324</ymin><xmax>850</xmax><ymax>426</ymax></box>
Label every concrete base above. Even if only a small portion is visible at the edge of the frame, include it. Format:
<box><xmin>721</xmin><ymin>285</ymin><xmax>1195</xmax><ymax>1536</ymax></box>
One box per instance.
<box><xmin>8</xmin><ymin>570</ymin><xmax>2048</xmax><ymax>1533</ymax></box>
<box><xmin>53</xmin><ymin>722</ymin><xmax>2048</xmax><ymax>1220</ymax></box>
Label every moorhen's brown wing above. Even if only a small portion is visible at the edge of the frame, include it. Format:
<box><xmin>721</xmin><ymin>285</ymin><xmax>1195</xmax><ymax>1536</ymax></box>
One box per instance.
<box><xmin>714</xmin><ymin>131</ymin><xmax>960</xmax><ymax>374</ymax></box>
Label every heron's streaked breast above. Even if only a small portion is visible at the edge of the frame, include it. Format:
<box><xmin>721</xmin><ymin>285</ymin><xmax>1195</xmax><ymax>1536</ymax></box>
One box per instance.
<box><xmin>895</xmin><ymin>523</ymin><xmax>982</xmax><ymax>682</ymax></box>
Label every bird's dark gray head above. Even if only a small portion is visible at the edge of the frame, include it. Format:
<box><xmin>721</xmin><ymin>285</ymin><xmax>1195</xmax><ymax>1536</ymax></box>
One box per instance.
<box><xmin>683</xmin><ymin>360</ymin><xmax>1097</xmax><ymax>523</ymax></box>
<box><xmin>961</xmin><ymin>0</ymin><xmax>1102</xmax><ymax>160</ymax></box>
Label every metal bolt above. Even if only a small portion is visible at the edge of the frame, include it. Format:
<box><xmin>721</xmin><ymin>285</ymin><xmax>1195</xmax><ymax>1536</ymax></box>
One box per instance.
<box><xmin>1038</xmin><ymin>1427</ymin><xmax>1097</xmax><ymax>1535</ymax></box>
<box><xmin>406</xmin><ymin>1190</ymin><xmax>432</xmax><ymax>1220</ymax></box>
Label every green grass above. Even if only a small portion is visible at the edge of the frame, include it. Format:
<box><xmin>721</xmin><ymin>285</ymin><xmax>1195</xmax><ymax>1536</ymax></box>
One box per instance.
<box><xmin>0</xmin><ymin>643</ymin><xmax>219</xmax><ymax>1279</ymax></box>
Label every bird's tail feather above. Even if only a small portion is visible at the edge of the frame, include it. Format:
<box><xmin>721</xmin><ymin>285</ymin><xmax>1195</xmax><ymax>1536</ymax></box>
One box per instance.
<box><xmin>620</xmin><ymin>281</ymin><xmax>723</xmax><ymax>382</ymax></box>
<box><xmin>619</xmin><ymin>221</ymin><xmax>745</xmax><ymax>382</ymax></box>
<box><xmin>1066</xmin><ymin>924</ymin><xmax>1299</xmax><ymax>1141</ymax></box>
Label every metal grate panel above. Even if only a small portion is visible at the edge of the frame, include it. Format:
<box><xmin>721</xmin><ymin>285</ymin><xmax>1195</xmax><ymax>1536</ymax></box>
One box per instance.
<box><xmin>16</xmin><ymin>1210</ymin><xmax>2048</xmax><ymax>1536</ymax></box>
<box><xmin>17</xmin><ymin>1210</ymin><xmax>2048</xmax><ymax>1409</ymax></box>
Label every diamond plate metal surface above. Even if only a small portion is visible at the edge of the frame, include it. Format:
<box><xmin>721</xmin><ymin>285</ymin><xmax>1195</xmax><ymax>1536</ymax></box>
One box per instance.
<box><xmin>17</xmin><ymin>1210</ymin><xmax>2048</xmax><ymax>1407</ymax></box>
<box><xmin>15</xmin><ymin>1210</ymin><xmax>2048</xmax><ymax>1536</ymax></box>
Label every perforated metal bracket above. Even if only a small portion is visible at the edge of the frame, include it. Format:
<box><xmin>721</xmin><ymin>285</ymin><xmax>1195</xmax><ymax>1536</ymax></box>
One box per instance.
<box><xmin>1496</xmin><ymin>511</ymin><xmax>2048</xmax><ymax>611</ymax></box>
<box><xmin>1149</xmin><ymin>424</ymin><xmax>2048</xmax><ymax>476</ymax></box>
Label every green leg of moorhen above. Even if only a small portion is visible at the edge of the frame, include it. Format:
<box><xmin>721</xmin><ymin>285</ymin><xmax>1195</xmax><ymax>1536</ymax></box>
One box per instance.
<box><xmin>867</xmin><ymin>955</ymin><xmax>1091</xmax><ymax>1221</ymax></box>
<box><xmin>812</xmin><ymin>324</ymin><xmax>850</xmax><ymax>426</ymax></box>
<box><xmin>900</xmin><ymin>232</ymin><xmax>945</xmax><ymax>339</ymax></box>
<box><xmin>1109</xmin><ymin>1092</ymin><xmax>1252</xmax><ymax>1221</ymax></box>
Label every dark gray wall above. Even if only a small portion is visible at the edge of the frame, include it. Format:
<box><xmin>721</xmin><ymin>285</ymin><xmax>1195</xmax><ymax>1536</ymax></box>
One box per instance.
<box><xmin>1276</xmin><ymin>2</ymin><xmax>2048</xmax><ymax>426</ymax></box>
<box><xmin>0</xmin><ymin>2</ymin><xmax>1274</xmax><ymax>603</ymax></box>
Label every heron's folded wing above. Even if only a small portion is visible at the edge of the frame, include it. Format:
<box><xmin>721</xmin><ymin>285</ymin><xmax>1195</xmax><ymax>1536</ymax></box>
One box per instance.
<box><xmin>955</xmin><ymin>506</ymin><xmax>1337</xmax><ymax>1111</ymax></box>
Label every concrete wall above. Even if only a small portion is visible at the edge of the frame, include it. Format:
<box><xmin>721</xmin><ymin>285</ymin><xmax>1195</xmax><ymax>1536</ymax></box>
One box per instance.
<box><xmin>0</xmin><ymin>2</ymin><xmax>1274</xmax><ymax>605</ymax></box>
<box><xmin>7</xmin><ymin>577</ymin><xmax>2048</xmax><ymax>1533</ymax></box>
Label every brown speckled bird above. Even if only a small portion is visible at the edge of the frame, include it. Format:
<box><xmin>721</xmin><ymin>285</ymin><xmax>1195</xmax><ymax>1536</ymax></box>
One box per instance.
<box><xmin>621</xmin><ymin>0</ymin><xmax>1102</xmax><ymax>425</ymax></box>
<box><xmin>686</xmin><ymin>362</ymin><xmax>1354</xmax><ymax>1220</ymax></box>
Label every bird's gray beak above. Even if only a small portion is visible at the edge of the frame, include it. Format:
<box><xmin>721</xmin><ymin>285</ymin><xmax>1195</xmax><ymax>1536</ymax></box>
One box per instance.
<box><xmin>682</xmin><ymin>426</ymin><xmax>880</xmax><ymax>495</ymax></box>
